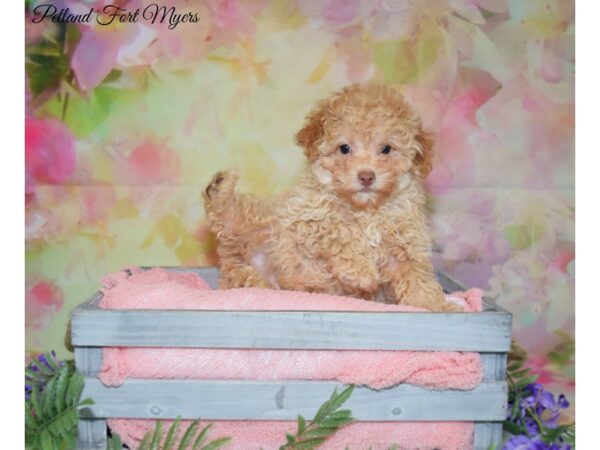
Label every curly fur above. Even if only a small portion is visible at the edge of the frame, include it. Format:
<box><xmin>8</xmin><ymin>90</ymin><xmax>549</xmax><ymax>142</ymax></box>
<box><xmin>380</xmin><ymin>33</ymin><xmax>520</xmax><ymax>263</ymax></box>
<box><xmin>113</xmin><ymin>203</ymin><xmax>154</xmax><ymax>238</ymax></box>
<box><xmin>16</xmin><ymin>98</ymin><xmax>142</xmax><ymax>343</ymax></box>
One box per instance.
<box><xmin>203</xmin><ymin>84</ymin><xmax>459</xmax><ymax>312</ymax></box>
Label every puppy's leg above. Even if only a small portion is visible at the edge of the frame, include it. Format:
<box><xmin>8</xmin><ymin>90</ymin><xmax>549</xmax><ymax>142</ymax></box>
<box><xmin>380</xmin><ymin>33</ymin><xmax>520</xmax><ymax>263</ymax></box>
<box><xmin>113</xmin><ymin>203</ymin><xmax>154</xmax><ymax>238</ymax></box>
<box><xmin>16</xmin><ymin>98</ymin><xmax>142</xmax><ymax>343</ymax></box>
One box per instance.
<box><xmin>385</xmin><ymin>256</ymin><xmax>461</xmax><ymax>312</ymax></box>
<box><xmin>326</xmin><ymin>252</ymin><xmax>379</xmax><ymax>299</ymax></box>
<box><xmin>218</xmin><ymin>256</ymin><xmax>272</xmax><ymax>288</ymax></box>
<box><xmin>203</xmin><ymin>170</ymin><xmax>272</xmax><ymax>288</ymax></box>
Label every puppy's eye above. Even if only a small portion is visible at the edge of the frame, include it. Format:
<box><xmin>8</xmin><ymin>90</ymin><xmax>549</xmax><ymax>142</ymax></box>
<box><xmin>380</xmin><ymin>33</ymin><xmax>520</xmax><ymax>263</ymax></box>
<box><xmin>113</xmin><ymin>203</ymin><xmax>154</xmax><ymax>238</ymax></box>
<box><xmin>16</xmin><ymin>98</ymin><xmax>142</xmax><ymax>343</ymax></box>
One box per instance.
<box><xmin>380</xmin><ymin>145</ymin><xmax>392</xmax><ymax>155</ymax></box>
<box><xmin>339</xmin><ymin>144</ymin><xmax>352</xmax><ymax>155</ymax></box>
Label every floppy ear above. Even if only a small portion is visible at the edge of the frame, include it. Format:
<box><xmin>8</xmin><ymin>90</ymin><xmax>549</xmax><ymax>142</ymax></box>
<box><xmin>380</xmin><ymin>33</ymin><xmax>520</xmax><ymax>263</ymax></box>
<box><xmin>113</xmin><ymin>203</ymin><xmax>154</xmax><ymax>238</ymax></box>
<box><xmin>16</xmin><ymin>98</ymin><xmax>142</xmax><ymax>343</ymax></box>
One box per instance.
<box><xmin>295</xmin><ymin>103</ymin><xmax>327</xmax><ymax>162</ymax></box>
<box><xmin>413</xmin><ymin>128</ymin><xmax>435</xmax><ymax>178</ymax></box>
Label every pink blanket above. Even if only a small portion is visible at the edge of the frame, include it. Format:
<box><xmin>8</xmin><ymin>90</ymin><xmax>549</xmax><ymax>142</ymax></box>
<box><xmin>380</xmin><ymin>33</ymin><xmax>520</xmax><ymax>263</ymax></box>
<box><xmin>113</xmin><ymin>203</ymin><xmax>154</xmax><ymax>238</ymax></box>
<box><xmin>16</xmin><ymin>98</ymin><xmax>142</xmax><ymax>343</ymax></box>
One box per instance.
<box><xmin>99</xmin><ymin>267</ymin><xmax>483</xmax><ymax>449</ymax></box>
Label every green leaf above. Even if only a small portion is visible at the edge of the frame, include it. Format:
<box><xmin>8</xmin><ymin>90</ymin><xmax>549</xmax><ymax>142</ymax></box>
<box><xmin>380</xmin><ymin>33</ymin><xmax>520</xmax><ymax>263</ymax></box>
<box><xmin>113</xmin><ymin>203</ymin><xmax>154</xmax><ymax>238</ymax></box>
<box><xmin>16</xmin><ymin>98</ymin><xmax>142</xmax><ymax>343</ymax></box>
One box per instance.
<box><xmin>280</xmin><ymin>385</ymin><xmax>355</xmax><ymax>449</ymax></box>
<box><xmin>300</xmin><ymin>427</ymin><xmax>339</xmax><ymax>439</ymax></box>
<box><xmin>150</xmin><ymin>420</ymin><xmax>163</xmax><ymax>450</ymax></box>
<box><xmin>177</xmin><ymin>420</ymin><xmax>200</xmax><ymax>450</ymax></box>
<box><xmin>45</xmin><ymin>353</ymin><xmax>63</xmax><ymax>372</ymax></box>
<box><xmin>54</xmin><ymin>366</ymin><xmax>70</xmax><ymax>414</ymax></box>
<box><xmin>297</xmin><ymin>415</ymin><xmax>306</xmax><ymax>435</ymax></box>
<box><xmin>164</xmin><ymin>417</ymin><xmax>182</xmax><ymax>450</ymax></box>
<box><xmin>65</xmin><ymin>372</ymin><xmax>84</xmax><ymax>407</ymax></box>
<box><xmin>287</xmin><ymin>437</ymin><xmax>327</xmax><ymax>449</ymax></box>
<box><xmin>139</xmin><ymin>431</ymin><xmax>152</xmax><ymax>450</ymax></box>
<box><xmin>515</xmin><ymin>374</ymin><xmax>540</xmax><ymax>389</ymax></box>
<box><xmin>40</xmin><ymin>428</ymin><xmax>54</xmax><ymax>450</ymax></box>
<box><xmin>510</xmin><ymin>368</ymin><xmax>532</xmax><ymax>378</ymax></box>
<box><xmin>201</xmin><ymin>437</ymin><xmax>232</xmax><ymax>450</ymax></box>
<box><xmin>41</xmin><ymin>376</ymin><xmax>56</xmax><ymax>418</ymax></box>
<box><xmin>326</xmin><ymin>386</ymin><xmax>354</xmax><ymax>413</ymax></box>
<box><xmin>108</xmin><ymin>432</ymin><xmax>123</xmax><ymax>450</ymax></box>
<box><xmin>507</xmin><ymin>360</ymin><xmax>524</xmax><ymax>372</ymax></box>
<box><xmin>502</xmin><ymin>420</ymin><xmax>522</xmax><ymax>435</ymax></box>
<box><xmin>192</xmin><ymin>423</ymin><xmax>213</xmax><ymax>449</ymax></box>
<box><xmin>30</xmin><ymin>384</ymin><xmax>42</xmax><ymax>416</ymax></box>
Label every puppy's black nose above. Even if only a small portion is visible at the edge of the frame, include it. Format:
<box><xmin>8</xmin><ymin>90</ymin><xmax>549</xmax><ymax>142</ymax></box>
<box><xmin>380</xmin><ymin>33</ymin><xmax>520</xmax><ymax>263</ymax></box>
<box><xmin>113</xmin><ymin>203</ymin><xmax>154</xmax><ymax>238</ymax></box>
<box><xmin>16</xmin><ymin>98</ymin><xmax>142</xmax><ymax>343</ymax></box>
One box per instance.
<box><xmin>358</xmin><ymin>170</ymin><xmax>376</xmax><ymax>187</ymax></box>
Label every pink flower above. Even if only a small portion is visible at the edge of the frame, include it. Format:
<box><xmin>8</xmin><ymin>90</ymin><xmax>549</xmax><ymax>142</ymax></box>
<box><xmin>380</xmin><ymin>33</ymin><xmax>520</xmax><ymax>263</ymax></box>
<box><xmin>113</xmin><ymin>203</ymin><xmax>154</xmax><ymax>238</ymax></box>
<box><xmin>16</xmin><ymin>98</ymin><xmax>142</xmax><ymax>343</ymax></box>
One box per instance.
<box><xmin>125</xmin><ymin>141</ymin><xmax>181</xmax><ymax>184</ymax></box>
<box><xmin>81</xmin><ymin>185</ymin><xmax>117</xmax><ymax>223</ymax></box>
<box><xmin>26</xmin><ymin>280</ymin><xmax>64</xmax><ymax>330</ymax></box>
<box><xmin>424</xmin><ymin>86</ymin><xmax>496</xmax><ymax>193</ymax></box>
<box><xmin>25</xmin><ymin>117</ymin><xmax>76</xmax><ymax>190</ymax></box>
<box><xmin>323</xmin><ymin>0</ymin><xmax>359</xmax><ymax>27</ymax></box>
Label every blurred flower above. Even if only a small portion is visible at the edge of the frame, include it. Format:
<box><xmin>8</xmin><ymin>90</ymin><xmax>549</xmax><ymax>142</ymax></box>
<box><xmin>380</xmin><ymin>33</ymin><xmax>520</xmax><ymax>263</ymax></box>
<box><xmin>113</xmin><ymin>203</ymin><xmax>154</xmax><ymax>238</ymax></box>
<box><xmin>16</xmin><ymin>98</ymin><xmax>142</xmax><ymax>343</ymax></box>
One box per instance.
<box><xmin>124</xmin><ymin>141</ymin><xmax>181</xmax><ymax>184</ymax></box>
<box><xmin>26</xmin><ymin>281</ymin><xmax>65</xmax><ymax>330</ymax></box>
<box><xmin>25</xmin><ymin>117</ymin><xmax>76</xmax><ymax>191</ymax></box>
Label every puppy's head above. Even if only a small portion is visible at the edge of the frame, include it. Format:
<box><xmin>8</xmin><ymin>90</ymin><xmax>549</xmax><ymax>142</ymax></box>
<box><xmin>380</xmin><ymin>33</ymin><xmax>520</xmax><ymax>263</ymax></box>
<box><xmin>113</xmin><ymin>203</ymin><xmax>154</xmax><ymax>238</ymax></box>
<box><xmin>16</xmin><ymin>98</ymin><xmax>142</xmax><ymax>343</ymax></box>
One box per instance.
<box><xmin>296</xmin><ymin>84</ymin><xmax>433</xmax><ymax>209</ymax></box>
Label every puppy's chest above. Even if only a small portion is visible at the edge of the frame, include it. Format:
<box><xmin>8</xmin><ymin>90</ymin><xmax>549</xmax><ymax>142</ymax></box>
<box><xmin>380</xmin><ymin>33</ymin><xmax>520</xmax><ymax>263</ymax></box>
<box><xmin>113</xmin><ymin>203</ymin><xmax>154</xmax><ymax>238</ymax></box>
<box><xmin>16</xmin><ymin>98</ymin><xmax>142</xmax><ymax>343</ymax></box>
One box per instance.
<box><xmin>348</xmin><ymin>216</ymin><xmax>398</xmax><ymax>262</ymax></box>
<box><xmin>354</xmin><ymin>219</ymin><xmax>383</xmax><ymax>249</ymax></box>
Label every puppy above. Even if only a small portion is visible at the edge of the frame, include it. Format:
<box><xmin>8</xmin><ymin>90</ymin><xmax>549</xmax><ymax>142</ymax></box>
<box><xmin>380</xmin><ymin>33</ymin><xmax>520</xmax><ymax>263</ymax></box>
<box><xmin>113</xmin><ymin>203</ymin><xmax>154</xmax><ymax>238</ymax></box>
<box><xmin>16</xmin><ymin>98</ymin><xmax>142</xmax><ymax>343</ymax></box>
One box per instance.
<box><xmin>203</xmin><ymin>84</ymin><xmax>459</xmax><ymax>312</ymax></box>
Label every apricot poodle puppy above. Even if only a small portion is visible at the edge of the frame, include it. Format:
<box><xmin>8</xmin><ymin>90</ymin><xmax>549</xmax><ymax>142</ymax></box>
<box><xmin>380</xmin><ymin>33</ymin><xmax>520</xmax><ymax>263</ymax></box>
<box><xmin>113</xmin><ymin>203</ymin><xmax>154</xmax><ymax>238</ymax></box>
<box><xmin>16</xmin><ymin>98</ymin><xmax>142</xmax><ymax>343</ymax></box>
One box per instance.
<box><xmin>203</xmin><ymin>83</ymin><xmax>458</xmax><ymax>312</ymax></box>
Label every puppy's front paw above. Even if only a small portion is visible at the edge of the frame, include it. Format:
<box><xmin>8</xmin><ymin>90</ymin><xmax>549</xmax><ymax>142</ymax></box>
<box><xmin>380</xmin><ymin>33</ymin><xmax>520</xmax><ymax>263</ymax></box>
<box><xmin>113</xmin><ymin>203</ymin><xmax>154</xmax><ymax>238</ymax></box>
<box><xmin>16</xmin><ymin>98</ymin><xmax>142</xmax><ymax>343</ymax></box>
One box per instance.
<box><xmin>340</xmin><ymin>271</ymin><xmax>378</xmax><ymax>295</ymax></box>
<box><xmin>204</xmin><ymin>170</ymin><xmax>238</xmax><ymax>200</ymax></box>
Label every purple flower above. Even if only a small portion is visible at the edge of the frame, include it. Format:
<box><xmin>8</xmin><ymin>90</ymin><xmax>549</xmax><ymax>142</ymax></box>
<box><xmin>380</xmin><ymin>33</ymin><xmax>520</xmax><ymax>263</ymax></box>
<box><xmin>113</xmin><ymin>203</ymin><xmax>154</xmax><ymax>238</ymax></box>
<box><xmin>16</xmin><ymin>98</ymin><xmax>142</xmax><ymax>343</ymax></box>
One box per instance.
<box><xmin>504</xmin><ymin>435</ymin><xmax>547</xmax><ymax>450</ymax></box>
<box><xmin>25</xmin><ymin>351</ymin><xmax>64</xmax><ymax>401</ymax></box>
<box><xmin>503</xmin><ymin>436</ymin><xmax>572</xmax><ymax>450</ymax></box>
<box><xmin>557</xmin><ymin>394</ymin><xmax>569</xmax><ymax>409</ymax></box>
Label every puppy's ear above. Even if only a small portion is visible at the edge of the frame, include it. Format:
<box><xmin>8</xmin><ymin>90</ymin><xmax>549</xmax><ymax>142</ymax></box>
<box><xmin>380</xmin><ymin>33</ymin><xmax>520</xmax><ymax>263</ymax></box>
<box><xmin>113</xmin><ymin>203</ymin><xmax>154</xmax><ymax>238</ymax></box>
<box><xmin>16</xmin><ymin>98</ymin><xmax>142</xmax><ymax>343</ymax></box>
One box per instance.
<box><xmin>295</xmin><ymin>103</ymin><xmax>327</xmax><ymax>161</ymax></box>
<box><xmin>413</xmin><ymin>128</ymin><xmax>434</xmax><ymax>178</ymax></box>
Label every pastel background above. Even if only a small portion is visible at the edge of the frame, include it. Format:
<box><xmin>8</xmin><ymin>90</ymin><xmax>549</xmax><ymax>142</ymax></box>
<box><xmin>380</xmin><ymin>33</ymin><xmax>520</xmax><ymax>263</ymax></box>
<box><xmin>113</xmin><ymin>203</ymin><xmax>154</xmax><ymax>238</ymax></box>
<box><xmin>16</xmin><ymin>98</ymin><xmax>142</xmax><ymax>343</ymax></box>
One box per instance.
<box><xmin>25</xmin><ymin>0</ymin><xmax>575</xmax><ymax>413</ymax></box>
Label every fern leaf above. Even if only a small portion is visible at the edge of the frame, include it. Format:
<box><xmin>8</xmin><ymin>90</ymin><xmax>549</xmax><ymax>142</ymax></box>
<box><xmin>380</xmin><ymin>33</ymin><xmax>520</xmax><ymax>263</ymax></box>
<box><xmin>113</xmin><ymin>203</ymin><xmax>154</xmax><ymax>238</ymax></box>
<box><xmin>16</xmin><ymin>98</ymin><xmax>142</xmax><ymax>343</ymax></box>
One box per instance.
<box><xmin>192</xmin><ymin>423</ymin><xmax>212</xmax><ymax>450</ymax></box>
<box><xmin>30</xmin><ymin>384</ymin><xmax>42</xmax><ymax>417</ymax></box>
<box><xmin>39</xmin><ymin>428</ymin><xmax>54</xmax><ymax>450</ymax></box>
<box><xmin>45</xmin><ymin>352</ymin><xmax>63</xmax><ymax>372</ymax></box>
<box><xmin>163</xmin><ymin>417</ymin><xmax>182</xmax><ymax>450</ymax></box>
<box><xmin>297</xmin><ymin>416</ymin><xmax>306</xmax><ymax>435</ymax></box>
<box><xmin>108</xmin><ymin>432</ymin><xmax>123</xmax><ymax>450</ymax></box>
<box><xmin>150</xmin><ymin>420</ymin><xmax>163</xmax><ymax>450</ymax></box>
<box><xmin>65</xmin><ymin>371</ymin><xmax>84</xmax><ymax>407</ymax></box>
<box><xmin>286</xmin><ymin>437</ymin><xmax>327</xmax><ymax>449</ymax></box>
<box><xmin>139</xmin><ymin>431</ymin><xmax>152</xmax><ymax>450</ymax></box>
<box><xmin>325</xmin><ymin>386</ymin><xmax>354</xmax><ymax>412</ymax></box>
<box><xmin>53</xmin><ymin>365</ymin><xmax>70</xmax><ymax>414</ymax></box>
<box><xmin>41</xmin><ymin>375</ymin><xmax>57</xmax><ymax>419</ymax></box>
<box><xmin>177</xmin><ymin>420</ymin><xmax>200</xmax><ymax>450</ymax></box>
<box><xmin>201</xmin><ymin>437</ymin><xmax>232</xmax><ymax>450</ymax></box>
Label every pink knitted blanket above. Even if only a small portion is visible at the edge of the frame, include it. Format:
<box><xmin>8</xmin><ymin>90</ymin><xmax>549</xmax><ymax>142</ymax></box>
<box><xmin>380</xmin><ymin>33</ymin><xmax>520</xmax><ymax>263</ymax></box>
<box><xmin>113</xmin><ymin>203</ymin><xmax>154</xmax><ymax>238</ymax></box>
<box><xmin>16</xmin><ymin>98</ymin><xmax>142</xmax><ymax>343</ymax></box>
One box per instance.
<box><xmin>99</xmin><ymin>267</ymin><xmax>483</xmax><ymax>449</ymax></box>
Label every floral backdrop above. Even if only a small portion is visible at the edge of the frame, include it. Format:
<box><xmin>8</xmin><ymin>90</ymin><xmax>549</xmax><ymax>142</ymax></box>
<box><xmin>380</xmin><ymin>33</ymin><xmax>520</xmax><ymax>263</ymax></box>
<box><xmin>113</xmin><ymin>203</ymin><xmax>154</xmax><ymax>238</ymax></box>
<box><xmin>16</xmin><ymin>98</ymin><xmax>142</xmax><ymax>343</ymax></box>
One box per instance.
<box><xmin>25</xmin><ymin>0</ymin><xmax>575</xmax><ymax>415</ymax></box>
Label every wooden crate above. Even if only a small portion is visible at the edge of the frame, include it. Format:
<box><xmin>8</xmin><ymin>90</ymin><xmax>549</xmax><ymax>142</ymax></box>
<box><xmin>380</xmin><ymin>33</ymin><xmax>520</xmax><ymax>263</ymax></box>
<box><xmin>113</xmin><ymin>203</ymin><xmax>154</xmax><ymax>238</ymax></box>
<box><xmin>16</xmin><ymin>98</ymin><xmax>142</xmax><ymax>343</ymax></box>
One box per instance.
<box><xmin>71</xmin><ymin>267</ymin><xmax>512</xmax><ymax>450</ymax></box>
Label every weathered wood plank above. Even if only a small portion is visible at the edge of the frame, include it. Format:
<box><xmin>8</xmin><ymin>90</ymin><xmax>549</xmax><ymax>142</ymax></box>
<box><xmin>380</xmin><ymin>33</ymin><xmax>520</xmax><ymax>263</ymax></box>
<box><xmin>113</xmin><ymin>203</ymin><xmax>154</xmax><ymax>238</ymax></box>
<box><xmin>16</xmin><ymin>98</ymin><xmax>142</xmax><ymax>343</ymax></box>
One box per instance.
<box><xmin>71</xmin><ymin>308</ymin><xmax>511</xmax><ymax>351</ymax></box>
<box><xmin>75</xmin><ymin>347</ymin><xmax>107</xmax><ymax>450</ymax></box>
<box><xmin>77</xmin><ymin>292</ymin><xmax>103</xmax><ymax>311</ymax></box>
<box><xmin>80</xmin><ymin>379</ymin><xmax>507</xmax><ymax>421</ymax></box>
<box><xmin>481</xmin><ymin>353</ymin><xmax>508</xmax><ymax>382</ymax></box>
<box><xmin>76</xmin><ymin>420</ymin><xmax>107</xmax><ymax>450</ymax></box>
<box><xmin>474</xmin><ymin>422</ymin><xmax>504</xmax><ymax>449</ymax></box>
<box><xmin>74</xmin><ymin>347</ymin><xmax>103</xmax><ymax>376</ymax></box>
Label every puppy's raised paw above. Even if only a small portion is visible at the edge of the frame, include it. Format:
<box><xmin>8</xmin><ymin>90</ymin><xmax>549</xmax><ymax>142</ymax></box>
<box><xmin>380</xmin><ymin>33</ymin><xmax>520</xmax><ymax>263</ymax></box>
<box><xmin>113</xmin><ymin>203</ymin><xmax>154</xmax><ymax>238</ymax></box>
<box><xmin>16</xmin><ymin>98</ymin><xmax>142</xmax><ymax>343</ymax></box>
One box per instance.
<box><xmin>204</xmin><ymin>170</ymin><xmax>238</xmax><ymax>200</ymax></box>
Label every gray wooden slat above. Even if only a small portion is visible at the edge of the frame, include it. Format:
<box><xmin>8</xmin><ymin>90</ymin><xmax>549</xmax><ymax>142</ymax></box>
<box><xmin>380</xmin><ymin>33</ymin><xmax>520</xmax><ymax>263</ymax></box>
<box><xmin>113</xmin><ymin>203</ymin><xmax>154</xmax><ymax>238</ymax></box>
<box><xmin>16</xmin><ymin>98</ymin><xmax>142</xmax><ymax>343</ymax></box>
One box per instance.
<box><xmin>80</xmin><ymin>378</ymin><xmax>507</xmax><ymax>421</ymax></box>
<box><xmin>78</xmin><ymin>292</ymin><xmax>103</xmax><ymax>311</ymax></box>
<box><xmin>76</xmin><ymin>420</ymin><xmax>107</xmax><ymax>450</ymax></box>
<box><xmin>74</xmin><ymin>347</ymin><xmax>103</xmax><ymax>376</ymax></box>
<box><xmin>71</xmin><ymin>308</ymin><xmax>511</xmax><ymax>351</ymax></box>
<box><xmin>474</xmin><ymin>422</ymin><xmax>504</xmax><ymax>449</ymax></box>
<box><xmin>481</xmin><ymin>353</ymin><xmax>508</xmax><ymax>382</ymax></box>
<box><xmin>436</xmin><ymin>271</ymin><xmax>466</xmax><ymax>294</ymax></box>
<box><xmin>75</xmin><ymin>347</ymin><xmax>107</xmax><ymax>450</ymax></box>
